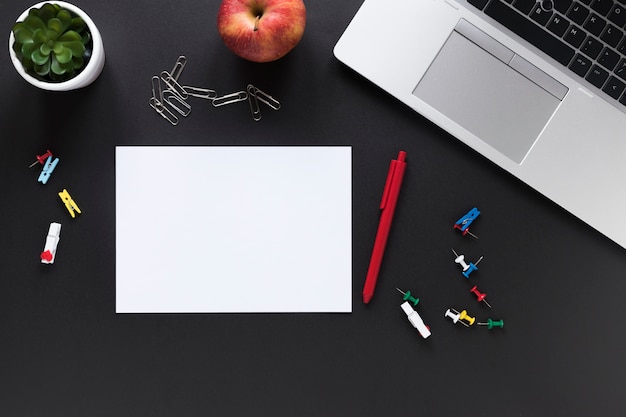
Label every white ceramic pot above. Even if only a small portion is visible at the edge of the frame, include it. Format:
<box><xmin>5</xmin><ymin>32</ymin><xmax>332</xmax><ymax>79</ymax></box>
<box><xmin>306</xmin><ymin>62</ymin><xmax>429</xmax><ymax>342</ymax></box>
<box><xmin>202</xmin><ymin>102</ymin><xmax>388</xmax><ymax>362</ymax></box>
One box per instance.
<box><xmin>8</xmin><ymin>1</ymin><xmax>105</xmax><ymax>91</ymax></box>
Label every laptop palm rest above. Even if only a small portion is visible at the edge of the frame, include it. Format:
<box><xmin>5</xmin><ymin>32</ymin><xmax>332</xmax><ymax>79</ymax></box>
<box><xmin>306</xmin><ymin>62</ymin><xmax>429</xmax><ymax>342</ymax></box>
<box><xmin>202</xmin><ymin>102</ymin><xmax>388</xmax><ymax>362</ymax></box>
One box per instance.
<box><xmin>413</xmin><ymin>20</ymin><xmax>567</xmax><ymax>164</ymax></box>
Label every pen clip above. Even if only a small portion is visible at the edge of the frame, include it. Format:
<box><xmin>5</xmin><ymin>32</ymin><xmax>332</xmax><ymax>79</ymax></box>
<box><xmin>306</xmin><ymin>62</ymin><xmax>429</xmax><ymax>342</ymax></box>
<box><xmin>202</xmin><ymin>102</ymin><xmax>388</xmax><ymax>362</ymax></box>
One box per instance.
<box><xmin>380</xmin><ymin>160</ymin><xmax>398</xmax><ymax>210</ymax></box>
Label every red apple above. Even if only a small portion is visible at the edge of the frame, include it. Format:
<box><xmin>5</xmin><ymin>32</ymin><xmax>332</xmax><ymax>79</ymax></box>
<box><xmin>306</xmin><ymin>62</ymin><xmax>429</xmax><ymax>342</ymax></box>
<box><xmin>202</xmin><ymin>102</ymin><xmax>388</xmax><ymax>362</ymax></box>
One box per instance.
<box><xmin>217</xmin><ymin>0</ymin><xmax>306</xmax><ymax>63</ymax></box>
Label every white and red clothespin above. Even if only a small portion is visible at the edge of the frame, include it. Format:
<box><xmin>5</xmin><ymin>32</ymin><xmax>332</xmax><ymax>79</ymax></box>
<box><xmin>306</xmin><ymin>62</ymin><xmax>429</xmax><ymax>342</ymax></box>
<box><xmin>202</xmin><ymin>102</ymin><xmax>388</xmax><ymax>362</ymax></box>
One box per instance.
<box><xmin>40</xmin><ymin>222</ymin><xmax>61</xmax><ymax>264</ymax></box>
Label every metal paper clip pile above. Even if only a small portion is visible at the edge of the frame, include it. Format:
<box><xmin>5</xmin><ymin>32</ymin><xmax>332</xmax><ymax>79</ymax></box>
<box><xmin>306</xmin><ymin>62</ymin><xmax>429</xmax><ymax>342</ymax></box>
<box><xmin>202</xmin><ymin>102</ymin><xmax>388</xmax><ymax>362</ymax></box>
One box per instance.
<box><xmin>150</xmin><ymin>56</ymin><xmax>281</xmax><ymax>125</ymax></box>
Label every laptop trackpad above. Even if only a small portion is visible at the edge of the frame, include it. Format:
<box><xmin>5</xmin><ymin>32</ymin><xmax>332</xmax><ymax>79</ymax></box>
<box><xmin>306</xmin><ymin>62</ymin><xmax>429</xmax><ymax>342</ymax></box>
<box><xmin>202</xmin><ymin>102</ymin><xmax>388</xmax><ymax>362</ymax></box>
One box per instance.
<box><xmin>413</xmin><ymin>22</ymin><xmax>565</xmax><ymax>164</ymax></box>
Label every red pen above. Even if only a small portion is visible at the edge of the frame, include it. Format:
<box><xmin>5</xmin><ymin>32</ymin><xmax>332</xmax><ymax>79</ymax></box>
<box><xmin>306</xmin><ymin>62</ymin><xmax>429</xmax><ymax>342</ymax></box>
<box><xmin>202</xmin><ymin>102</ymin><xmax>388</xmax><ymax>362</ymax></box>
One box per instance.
<box><xmin>363</xmin><ymin>151</ymin><xmax>407</xmax><ymax>304</ymax></box>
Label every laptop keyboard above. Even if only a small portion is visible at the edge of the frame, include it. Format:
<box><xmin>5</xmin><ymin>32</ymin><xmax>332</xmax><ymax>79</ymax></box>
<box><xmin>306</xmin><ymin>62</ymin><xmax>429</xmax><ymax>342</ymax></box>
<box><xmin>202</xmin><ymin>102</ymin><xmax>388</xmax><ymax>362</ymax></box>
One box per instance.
<box><xmin>467</xmin><ymin>0</ymin><xmax>626</xmax><ymax>108</ymax></box>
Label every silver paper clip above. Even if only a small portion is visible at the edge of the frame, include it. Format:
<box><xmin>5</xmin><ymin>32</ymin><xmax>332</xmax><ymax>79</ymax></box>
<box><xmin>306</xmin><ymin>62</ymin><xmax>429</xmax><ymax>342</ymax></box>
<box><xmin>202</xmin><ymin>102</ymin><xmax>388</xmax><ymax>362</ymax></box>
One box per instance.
<box><xmin>247</xmin><ymin>84</ymin><xmax>262</xmax><ymax>121</ymax></box>
<box><xmin>163</xmin><ymin>90</ymin><xmax>192</xmax><ymax>117</ymax></box>
<box><xmin>183</xmin><ymin>85</ymin><xmax>217</xmax><ymax>100</ymax></box>
<box><xmin>251</xmin><ymin>85</ymin><xmax>281</xmax><ymax>110</ymax></box>
<box><xmin>170</xmin><ymin>56</ymin><xmax>187</xmax><ymax>82</ymax></box>
<box><xmin>160</xmin><ymin>70</ymin><xmax>188</xmax><ymax>100</ymax></box>
<box><xmin>151</xmin><ymin>75</ymin><xmax>164</xmax><ymax>111</ymax></box>
<box><xmin>212</xmin><ymin>91</ymin><xmax>248</xmax><ymax>107</ymax></box>
<box><xmin>149</xmin><ymin>97</ymin><xmax>179</xmax><ymax>125</ymax></box>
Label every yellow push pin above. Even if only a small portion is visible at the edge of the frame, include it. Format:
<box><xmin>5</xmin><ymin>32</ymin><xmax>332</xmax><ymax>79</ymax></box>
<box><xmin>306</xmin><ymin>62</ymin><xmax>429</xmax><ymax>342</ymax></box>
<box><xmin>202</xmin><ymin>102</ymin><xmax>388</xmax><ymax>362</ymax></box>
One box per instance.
<box><xmin>458</xmin><ymin>309</ymin><xmax>476</xmax><ymax>326</ymax></box>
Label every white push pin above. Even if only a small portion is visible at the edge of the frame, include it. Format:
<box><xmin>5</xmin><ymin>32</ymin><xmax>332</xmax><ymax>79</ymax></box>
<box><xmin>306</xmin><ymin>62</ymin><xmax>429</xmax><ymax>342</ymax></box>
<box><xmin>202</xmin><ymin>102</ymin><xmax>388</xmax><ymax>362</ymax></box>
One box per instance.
<box><xmin>444</xmin><ymin>308</ymin><xmax>469</xmax><ymax>327</ymax></box>
<box><xmin>452</xmin><ymin>248</ymin><xmax>483</xmax><ymax>278</ymax></box>
<box><xmin>401</xmin><ymin>301</ymin><xmax>431</xmax><ymax>339</ymax></box>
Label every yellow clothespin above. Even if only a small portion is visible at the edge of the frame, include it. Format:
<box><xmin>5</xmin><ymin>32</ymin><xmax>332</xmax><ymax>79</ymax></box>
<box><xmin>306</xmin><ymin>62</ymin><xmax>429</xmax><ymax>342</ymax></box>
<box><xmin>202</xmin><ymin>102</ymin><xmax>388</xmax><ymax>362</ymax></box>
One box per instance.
<box><xmin>58</xmin><ymin>189</ymin><xmax>81</xmax><ymax>218</ymax></box>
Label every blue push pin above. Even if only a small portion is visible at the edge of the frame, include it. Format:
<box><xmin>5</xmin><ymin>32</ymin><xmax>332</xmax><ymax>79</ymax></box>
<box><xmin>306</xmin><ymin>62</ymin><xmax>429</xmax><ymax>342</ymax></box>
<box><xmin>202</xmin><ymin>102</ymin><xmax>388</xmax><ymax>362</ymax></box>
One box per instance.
<box><xmin>454</xmin><ymin>207</ymin><xmax>480</xmax><ymax>239</ymax></box>
<box><xmin>452</xmin><ymin>248</ymin><xmax>483</xmax><ymax>278</ymax></box>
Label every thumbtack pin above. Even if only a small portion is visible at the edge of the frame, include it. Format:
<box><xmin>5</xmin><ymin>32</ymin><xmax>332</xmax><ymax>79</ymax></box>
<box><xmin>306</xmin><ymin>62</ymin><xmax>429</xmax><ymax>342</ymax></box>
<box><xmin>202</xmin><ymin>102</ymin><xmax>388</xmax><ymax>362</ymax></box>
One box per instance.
<box><xmin>29</xmin><ymin>149</ymin><xmax>53</xmax><ymax>168</ymax></box>
<box><xmin>458</xmin><ymin>309</ymin><xmax>476</xmax><ymax>326</ymax></box>
<box><xmin>470</xmin><ymin>285</ymin><xmax>492</xmax><ymax>308</ymax></box>
<box><xmin>396</xmin><ymin>288</ymin><xmax>420</xmax><ymax>307</ymax></box>
<box><xmin>478</xmin><ymin>318</ymin><xmax>504</xmax><ymax>329</ymax></box>
<box><xmin>452</xmin><ymin>249</ymin><xmax>483</xmax><ymax>278</ymax></box>
<box><xmin>444</xmin><ymin>308</ymin><xmax>470</xmax><ymax>327</ymax></box>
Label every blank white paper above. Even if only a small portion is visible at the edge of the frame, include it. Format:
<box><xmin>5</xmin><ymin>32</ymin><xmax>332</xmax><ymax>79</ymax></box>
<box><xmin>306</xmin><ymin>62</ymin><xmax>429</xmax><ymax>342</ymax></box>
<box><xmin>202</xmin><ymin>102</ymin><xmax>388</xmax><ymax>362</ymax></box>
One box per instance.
<box><xmin>116</xmin><ymin>146</ymin><xmax>352</xmax><ymax>313</ymax></box>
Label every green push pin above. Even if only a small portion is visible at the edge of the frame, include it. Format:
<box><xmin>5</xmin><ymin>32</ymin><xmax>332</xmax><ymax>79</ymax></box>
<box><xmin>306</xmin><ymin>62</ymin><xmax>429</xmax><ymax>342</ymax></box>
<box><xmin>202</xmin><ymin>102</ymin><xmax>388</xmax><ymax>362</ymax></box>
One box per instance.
<box><xmin>478</xmin><ymin>318</ymin><xmax>504</xmax><ymax>329</ymax></box>
<box><xmin>396</xmin><ymin>288</ymin><xmax>420</xmax><ymax>307</ymax></box>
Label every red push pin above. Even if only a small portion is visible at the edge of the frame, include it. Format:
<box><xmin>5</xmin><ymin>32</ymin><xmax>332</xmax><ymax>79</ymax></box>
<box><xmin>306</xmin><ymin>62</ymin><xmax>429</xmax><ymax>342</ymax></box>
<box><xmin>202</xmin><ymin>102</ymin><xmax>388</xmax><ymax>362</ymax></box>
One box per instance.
<box><xmin>29</xmin><ymin>149</ymin><xmax>53</xmax><ymax>168</ymax></box>
<box><xmin>470</xmin><ymin>285</ymin><xmax>492</xmax><ymax>308</ymax></box>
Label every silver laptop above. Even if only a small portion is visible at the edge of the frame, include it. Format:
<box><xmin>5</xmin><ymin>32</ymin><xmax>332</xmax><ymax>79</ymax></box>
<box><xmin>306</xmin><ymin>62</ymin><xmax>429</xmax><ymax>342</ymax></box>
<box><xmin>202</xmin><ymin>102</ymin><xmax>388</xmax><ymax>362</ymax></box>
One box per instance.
<box><xmin>334</xmin><ymin>0</ymin><xmax>626</xmax><ymax>249</ymax></box>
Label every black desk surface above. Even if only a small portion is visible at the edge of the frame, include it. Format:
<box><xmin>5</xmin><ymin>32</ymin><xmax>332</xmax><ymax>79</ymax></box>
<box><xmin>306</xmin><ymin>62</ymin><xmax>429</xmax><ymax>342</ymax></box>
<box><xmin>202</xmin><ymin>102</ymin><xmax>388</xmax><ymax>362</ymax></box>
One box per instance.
<box><xmin>2</xmin><ymin>1</ymin><xmax>625</xmax><ymax>416</ymax></box>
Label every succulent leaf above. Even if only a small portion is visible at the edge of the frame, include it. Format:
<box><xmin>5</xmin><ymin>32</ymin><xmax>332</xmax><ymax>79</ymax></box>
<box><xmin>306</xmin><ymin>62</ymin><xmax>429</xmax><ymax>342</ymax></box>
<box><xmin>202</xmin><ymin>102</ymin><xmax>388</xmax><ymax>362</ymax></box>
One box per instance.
<box><xmin>32</xmin><ymin>28</ymin><xmax>46</xmax><ymax>44</ymax></box>
<box><xmin>34</xmin><ymin>60</ymin><xmax>50</xmax><ymax>76</ymax></box>
<box><xmin>70</xmin><ymin>17</ymin><xmax>86</xmax><ymax>33</ymax></box>
<box><xmin>47</xmin><ymin>17</ymin><xmax>64</xmax><ymax>33</ymax></box>
<box><xmin>45</xmin><ymin>28</ymin><xmax>59</xmax><ymax>41</ymax></box>
<box><xmin>31</xmin><ymin>48</ymin><xmax>49</xmax><ymax>65</ymax></box>
<box><xmin>63</xmin><ymin>41</ymin><xmax>85</xmax><ymax>57</ymax></box>
<box><xmin>55</xmin><ymin>47</ymin><xmax>72</xmax><ymax>64</ymax></box>
<box><xmin>57</xmin><ymin>10</ymin><xmax>72</xmax><ymax>29</ymax></box>
<box><xmin>37</xmin><ymin>4</ymin><xmax>57</xmax><ymax>22</ymax></box>
<box><xmin>21</xmin><ymin>42</ymin><xmax>39</xmax><ymax>57</ymax></box>
<box><xmin>58</xmin><ymin>30</ymin><xmax>81</xmax><ymax>42</ymax></box>
<box><xmin>51</xmin><ymin>54</ymin><xmax>68</xmax><ymax>75</ymax></box>
<box><xmin>23</xmin><ymin>15</ymin><xmax>46</xmax><ymax>32</ymax></box>
<box><xmin>40</xmin><ymin>42</ymin><xmax>52</xmax><ymax>55</ymax></box>
<box><xmin>13</xmin><ymin>26</ymin><xmax>33</xmax><ymax>44</ymax></box>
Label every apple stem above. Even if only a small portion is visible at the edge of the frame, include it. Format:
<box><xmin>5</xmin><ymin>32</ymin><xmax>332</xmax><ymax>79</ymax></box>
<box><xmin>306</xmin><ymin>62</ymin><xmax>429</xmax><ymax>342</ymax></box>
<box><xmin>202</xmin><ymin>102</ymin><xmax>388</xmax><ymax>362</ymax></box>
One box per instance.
<box><xmin>254</xmin><ymin>15</ymin><xmax>260</xmax><ymax>31</ymax></box>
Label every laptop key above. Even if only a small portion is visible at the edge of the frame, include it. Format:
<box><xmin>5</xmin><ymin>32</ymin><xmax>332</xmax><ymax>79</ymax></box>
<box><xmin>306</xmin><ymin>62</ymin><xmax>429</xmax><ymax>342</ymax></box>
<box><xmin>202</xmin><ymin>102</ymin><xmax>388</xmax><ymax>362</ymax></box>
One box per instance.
<box><xmin>467</xmin><ymin>0</ymin><xmax>490</xmax><ymax>10</ymax></box>
<box><xmin>567</xmin><ymin>2</ymin><xmax>590</xmax><ymax>25</ymax></box>
<box><xmin>608</xmin><ymin>4</ymin><xmax>626</xmax><ymax>27</ymax></box>
<box><xmin>585</xmin><ymin>64</ymin><xmax>610</xmax><ymax>87</ymax></box>
<box><xmin>554</xmin><ymin>0</ymin><xmax>574</xmax><ymax>13</ymax></box>
<box><xmin>581</xmin><ymin>35</ymin><xmax>604</xmax><ymax>58</ymax></box>
<box><xmin>564</xmin><ymin>24</ymin><xmax>588</xmax><ymax>47</ymax></box>
<box><xmin>614</xmin><ymin>59</ymin><xmax>626</xmax><ymax>81</ymax></box>
<box><xmin>569</xmin><ymin>53</ymin><xmax>593</xmax><ymax>76</ymax></box>
<box><xmin>485</xmin><ymin>0</ymin><xmax>576</xmax><ymax>65</ymax></box>
<box><xmin>602</xmin><ymin>75</ymin><xmax>626</xmax><ymax>98</ymax></box>
<box><xmin>591</xmin><ymin>0</ymin><xmax>613</xmax><ymax>16</ymax></box>
<box><xmin>600</xmin><ymin>24</ymin><xmax>624</xmax><ymax>48</ymax></box>
<box><xmin>548</xmin><ymin>14</ymin><xmax>571</xmax><ymax>36</ymax></box>
<box><xmin>598</xmin><ymin>47</ymin><xmax>620</xmax><ymax>71</ymax></box>
<box><xmin>583</xmin><ymin>13</ymin><xmax>607</xmax><ymax>37</ymax></box>
<box><xmin>531</xmin><ymin>3</ymin><xmax>553</xmax><ymax>25</ymax></box>
<box><xmin>514</xmin><ymin>0</ymin><xmax>537</xmax><ymax>13</ymax></box>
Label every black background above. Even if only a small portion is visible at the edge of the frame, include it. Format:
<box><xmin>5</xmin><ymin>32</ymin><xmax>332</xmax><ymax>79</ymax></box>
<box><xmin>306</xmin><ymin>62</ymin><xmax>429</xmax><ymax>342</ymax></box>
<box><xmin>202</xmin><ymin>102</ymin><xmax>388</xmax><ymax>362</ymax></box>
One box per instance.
<box><xmin>1</xmin><ymin>0</ymin><xmax>625</xmax><ymax>416</ymax></box>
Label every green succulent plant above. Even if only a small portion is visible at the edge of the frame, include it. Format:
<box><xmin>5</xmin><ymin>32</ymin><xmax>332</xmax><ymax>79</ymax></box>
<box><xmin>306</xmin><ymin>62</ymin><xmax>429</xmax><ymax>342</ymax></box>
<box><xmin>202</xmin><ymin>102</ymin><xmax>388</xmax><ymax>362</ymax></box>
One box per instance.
<box><xmin>11</xmin><ymin>3</ymin><xmax>91</xmax><ymax>82</ymax></box>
